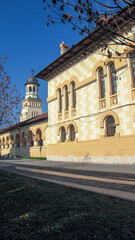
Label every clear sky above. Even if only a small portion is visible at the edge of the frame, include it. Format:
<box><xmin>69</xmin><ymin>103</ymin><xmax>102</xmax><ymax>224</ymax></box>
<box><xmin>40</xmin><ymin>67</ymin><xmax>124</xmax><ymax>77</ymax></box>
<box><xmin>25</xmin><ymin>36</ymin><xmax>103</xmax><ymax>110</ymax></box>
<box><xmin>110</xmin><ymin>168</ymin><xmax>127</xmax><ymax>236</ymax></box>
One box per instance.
<box><xmin>0</xmin><ymin>0</ymin><xmax>83</xmax><ymax>114</ymax></box>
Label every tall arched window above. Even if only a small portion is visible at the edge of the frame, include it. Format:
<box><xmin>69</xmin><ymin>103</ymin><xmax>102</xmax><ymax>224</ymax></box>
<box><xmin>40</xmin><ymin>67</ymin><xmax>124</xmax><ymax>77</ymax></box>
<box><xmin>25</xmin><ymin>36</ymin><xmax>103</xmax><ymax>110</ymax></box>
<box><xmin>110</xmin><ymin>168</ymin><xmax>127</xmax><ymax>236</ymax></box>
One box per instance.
<box><xmin>29</xmin><ymin>86</ymin><xmax>32</xmax><ymax>92</ymax></box>
<box><xmin>109</xmin><ymin>63</ymin><xmax>117</xmax><ymax>95</ymax></box>
<box><xmin>33</xmin><ymin>86</ymin><xmax>35</xmax><ymax>92</ymax></box>
<box><xmin>11</xmin><ymin>135</ymin><xmax>14</xmax><ymax>147</ymax></box>
<box><xmin>106</xmin><ymin>116</ymin><xmax>116</xmax><ymax>137</ymax></box>
<box><xmin>36</xmin><ymin>128</ymin><xmax>43</xmax><ymax>146</ymax></box>
<box><xmin>64</xmin><ymin>85</ymin><xmax>69</xmax><ymax>111</ymax></box>
<box><xmin>21</xmin><ymin>132</ymin><xmax>26</xmax><ymax>147</ymax></box>
<box><xmin>130</xmin><ymin>52</ymin><xmax>135</xmax><ymax>88</ymax></box>
<box><xmin>15</xmin><ymin>134</ymin><xmax>20</xmax><ymax>148</ymax></box>
<box><xmin>6</xmin><ymin>136</ymin><xmax>9</xmax><ymax>148</ymax></box>
<box><xmin>57</xmin><ymin>89</ymin><xmax>62</xmax><ymax>113</ymax></box>
<box><xmin>68</xmin><ymin>125</ymin><xmax>75</xmax><ymax>141</ymax></box>
<box><xmin>60</xmin><ymin>127</ymin><xmax>66</xmax><ymax>142</ymax></box>
<box><xmin>99</xmin><ymin>68</ymin><xmax>105</xmax><ymax>99</ymax></box>
<box><xmin>28</xmin><ymin>130</ymin><xmax>34</xmax><ymax>147</ymax></box>
<box><xmin>71</xmin><ymin>82</ymin><xmax>76</xmax><ymax>109</ymax></box>
<box><xmin>2</xmin><ymin>138</ymin><xmax>5</xmax><ymax>148</ymax></box>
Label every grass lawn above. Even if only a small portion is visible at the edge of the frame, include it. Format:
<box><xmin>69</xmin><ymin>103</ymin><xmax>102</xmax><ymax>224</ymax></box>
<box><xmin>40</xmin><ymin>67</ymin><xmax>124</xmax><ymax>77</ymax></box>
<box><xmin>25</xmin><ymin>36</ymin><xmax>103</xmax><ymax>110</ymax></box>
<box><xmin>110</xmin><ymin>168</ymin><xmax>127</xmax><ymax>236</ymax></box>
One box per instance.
<box><xmin>18</xmin><ymin>156</ymin><xmax>47</xmax><ymax>160</ymax></box>
<box><xmin>0</xmin><ymin>170</ymin><xmax>135</xmax><ymax>240</ymax></box>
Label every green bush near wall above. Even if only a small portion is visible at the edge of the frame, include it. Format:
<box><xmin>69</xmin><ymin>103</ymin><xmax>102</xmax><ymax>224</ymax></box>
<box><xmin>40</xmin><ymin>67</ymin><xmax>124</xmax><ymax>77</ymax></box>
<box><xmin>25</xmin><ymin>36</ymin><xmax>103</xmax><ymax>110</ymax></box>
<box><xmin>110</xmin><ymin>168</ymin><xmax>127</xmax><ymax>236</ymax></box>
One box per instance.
<box><xmin>18</xmin><ymin>156</ymin><xmax>47</xmax><ymax>160</ymax></box>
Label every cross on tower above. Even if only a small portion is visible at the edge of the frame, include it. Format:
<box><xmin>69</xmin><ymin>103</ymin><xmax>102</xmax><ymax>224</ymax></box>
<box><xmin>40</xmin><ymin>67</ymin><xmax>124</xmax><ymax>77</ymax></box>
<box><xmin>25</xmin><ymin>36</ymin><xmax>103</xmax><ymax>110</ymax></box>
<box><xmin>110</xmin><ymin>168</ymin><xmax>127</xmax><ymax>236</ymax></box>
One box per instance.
<box><xmin>31</xmin><ymin>69</ymin><xmax>35</xmax><ymax>75</ymax></box>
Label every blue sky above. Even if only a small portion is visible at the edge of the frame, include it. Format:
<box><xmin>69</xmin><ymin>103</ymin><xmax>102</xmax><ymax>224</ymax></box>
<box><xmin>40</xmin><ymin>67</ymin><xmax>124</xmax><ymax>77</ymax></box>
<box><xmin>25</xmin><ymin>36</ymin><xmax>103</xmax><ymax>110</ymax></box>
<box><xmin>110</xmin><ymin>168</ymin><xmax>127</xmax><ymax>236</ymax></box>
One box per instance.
<box><xmin>0</xmin><ymin>0</ymin><xmax>83</xmax><ymax>114</ymax></box>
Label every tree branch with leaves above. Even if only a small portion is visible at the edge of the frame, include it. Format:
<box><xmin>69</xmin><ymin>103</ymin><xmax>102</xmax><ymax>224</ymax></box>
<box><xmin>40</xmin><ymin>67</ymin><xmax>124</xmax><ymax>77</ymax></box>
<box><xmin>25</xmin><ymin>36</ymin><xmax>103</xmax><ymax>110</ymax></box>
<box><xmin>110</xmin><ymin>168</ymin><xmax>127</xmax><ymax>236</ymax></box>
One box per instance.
<box><xmin>43</xmin><ymin>0</ymin><xmax>135</xmax><ymax>49</ymax></box>
<box><xmin>0</xmin><ymin>56</ymin><xmax>21</xmax><ymax>129</ymax></box>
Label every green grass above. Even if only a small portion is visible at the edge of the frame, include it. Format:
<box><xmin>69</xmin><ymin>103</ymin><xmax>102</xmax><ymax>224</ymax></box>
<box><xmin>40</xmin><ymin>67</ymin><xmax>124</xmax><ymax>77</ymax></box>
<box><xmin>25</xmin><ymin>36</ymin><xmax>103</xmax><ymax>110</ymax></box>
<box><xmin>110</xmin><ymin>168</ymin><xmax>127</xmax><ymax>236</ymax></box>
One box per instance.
<box><xmin>18</xmin><ymin>156</ymin><xmax>47</xmax><ymax>160</ymax></box>
<box><xmin>0</xmin><ymin>170</ymin><xmax>135</xmax><ymax>240</ymax></box>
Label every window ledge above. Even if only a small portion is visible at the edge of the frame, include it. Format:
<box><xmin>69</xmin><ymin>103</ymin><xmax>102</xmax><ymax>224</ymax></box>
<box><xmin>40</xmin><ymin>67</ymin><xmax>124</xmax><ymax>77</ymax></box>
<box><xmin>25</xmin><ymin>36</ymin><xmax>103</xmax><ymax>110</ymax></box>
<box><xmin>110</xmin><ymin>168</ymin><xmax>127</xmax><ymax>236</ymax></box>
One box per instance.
<box><xmin>58</xmin><ymin>112</ymin><xmax>62</xmax><ymax>121</ymax></box>
<box><xmin>64</xmin><ymin>111</ymin><xmax>69</xmax><ymax>119</ymax></box>
<box><xmin>71</xmin><ymin>108</ymin><xmax>76</xmax><ymax>117</ymax></box>
<box><xmin>132</xmin><ymin>88</ymin><xmax>135</xmax><ymax>100</ymax></box>
<box><xmin>110</xmin><ymin>94</ymin><xmax>118</xmax><ymax>106</ymax></box>
<box><xmin>99</xmin><ymin>99</ymin><xmax>106</xmax><ymax>109</ymax></box>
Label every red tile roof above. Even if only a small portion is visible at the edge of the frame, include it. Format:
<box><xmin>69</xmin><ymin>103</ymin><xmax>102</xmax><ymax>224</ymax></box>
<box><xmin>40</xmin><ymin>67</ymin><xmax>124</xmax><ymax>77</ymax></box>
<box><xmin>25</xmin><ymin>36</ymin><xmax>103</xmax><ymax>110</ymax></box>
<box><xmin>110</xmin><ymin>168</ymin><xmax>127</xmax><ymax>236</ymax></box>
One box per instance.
<box><xmin>0</xmin><ymin>112</ymin><xmax>48</xmax><ymax>134</ymax></box>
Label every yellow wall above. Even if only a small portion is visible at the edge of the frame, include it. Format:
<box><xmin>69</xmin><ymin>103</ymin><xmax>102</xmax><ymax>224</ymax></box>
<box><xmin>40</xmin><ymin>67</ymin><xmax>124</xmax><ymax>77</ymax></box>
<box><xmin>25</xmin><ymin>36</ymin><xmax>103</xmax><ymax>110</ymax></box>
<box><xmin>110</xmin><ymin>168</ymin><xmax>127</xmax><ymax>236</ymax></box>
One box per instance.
<box><xmin>47</xmin><ymin>133</ymin><xmax>135</xmax><ymax>164</ymax></box>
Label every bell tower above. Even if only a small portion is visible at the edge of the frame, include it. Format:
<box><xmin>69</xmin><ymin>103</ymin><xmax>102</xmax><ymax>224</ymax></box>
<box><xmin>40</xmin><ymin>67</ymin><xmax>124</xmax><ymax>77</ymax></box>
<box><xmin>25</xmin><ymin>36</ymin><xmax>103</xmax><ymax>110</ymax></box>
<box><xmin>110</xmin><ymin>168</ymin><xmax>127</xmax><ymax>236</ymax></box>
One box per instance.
<box><xmin>20</xmin><ymin>74</ymin><xmax>42</xmax><ymax>122</ymax></box>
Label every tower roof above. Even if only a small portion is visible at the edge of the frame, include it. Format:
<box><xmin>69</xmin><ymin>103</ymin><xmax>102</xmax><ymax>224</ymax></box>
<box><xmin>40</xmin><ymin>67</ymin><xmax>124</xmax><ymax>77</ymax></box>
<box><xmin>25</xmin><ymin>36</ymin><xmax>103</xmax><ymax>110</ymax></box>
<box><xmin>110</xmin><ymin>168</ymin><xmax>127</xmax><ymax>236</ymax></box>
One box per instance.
<box><xmin>25</xmin><ymin>75</ymin><xmax>40</xmax><ymax>86</ymax></box>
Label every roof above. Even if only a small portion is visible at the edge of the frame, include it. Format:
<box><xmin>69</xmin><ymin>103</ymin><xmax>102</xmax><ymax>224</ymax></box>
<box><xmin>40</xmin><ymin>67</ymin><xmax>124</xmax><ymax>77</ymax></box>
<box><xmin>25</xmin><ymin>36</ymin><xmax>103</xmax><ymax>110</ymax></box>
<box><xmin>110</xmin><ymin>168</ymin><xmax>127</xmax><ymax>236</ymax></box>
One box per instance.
<box><xmin>60</xmin><ymin>42</ymin><xmax>69</xmax><ymax>48</ymax></box>
<box><xmin>22</xmin><ymin>97</ymin><xmax>42</xmax><ymax>103</ymax></box>
<box><xmin>0</xmin><ymin>112</ymin><xmax>48</xmax><ymax>134</ymax></box>
<box><xmin>36</xmin><ymin>4</ymin><xmax>135</xmax><ymax>81</ymax></box>
<box><xmin>25</xmin><ymin>75</ymin><xmax>40</xmax><ymax>86</ymax></box>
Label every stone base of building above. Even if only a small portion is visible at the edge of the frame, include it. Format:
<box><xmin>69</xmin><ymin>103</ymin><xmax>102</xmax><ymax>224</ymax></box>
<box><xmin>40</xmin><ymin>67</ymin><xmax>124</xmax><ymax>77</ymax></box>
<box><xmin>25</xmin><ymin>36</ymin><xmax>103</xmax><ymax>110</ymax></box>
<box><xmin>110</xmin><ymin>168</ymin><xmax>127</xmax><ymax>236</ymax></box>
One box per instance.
<box><xmin>46</xmin><ymin>134</ymin><xmax>135</xmax><ymax>165</ymax></box>
<box><xmin>47</xmin><ymin>155</ymin><xmax>135</xmax><ymax>165</ymax></box>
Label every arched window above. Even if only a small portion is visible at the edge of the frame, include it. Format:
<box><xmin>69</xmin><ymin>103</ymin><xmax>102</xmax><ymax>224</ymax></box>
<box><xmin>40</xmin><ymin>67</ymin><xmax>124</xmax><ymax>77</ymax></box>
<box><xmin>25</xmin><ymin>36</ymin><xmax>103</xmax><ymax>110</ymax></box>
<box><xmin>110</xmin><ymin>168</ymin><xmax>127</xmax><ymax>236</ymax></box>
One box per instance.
<box><xmin>21</xmin><ymin>132</ymin><xmax>26</xmax><ymax>147</ymax></box>
<box><xmin>29</xmin><ymin>86</ymin><xmax>32</xmax><ymax>92</ymax></box>
<box><xmin>2</xmin><ymin>137</ymin><xmax>5</xmax><ymax>148</ymax></box>
<box><xmin>64</xmin><ymin>85</ymin><xmax>69</xmax><ymax>111</ymax></box>
<box><xmin>11</xmin><ymin>135</ymin><xmax>14</xmax><ymax>147</ymax></box>
<box><xmin>15</xmin><ymin>134</ymin><xmax>20</xmax><ymax>148</ymax></box>
<box><xmin>60</xmin><ymin>127</ymin><xmax>66</xmax><ymax>142</ymax></box>
<box><xmin>99</xmin><ymin>68</ymin><xmax>105</xmax><ymax>99</ymax></box>
<box><xmin>106</xmin><ymin>116</ymin><xmax>116</xmax><ymax>137</ymax></box>
<box><xmin>36</xmin><ymin>129</ymin><xmax>43</xmax><ymax>146</ymax></box>
<box><xmin>68</xmin><ymin>125</ymin><xmax>75</xmax><ymax>141</ymax></box>
<box><xmin>28</xmin><ymin>130</ymin><xmax>34</xmax><ymax>147</ymax></box>
<box><xmin>33</xmin><ymin>86</ymin><xmax>35</xmax><ymax>92</ymax></box>
<box><xmin>71</xmin><ymin>82</ymin><xmax>76</xmax><ymax>109</ymax></box>
<box><xmin>130</xmin><ymin>52</ymin><xmax>135</xmax><ymax>88</ymax></box>
<box><xmin>109</xmin><ymin>63</ymin><xmax>117</xmax><ymax>95</ymax></box>
<box><xmin>6</xmin><ymin>136</ymin><xmax>9</xmax><ymax>148</ymax></box>
<box><xmin>57</xmin><ymin>89</ymin><xmax>62</xmax><ymax>113</ymax></box>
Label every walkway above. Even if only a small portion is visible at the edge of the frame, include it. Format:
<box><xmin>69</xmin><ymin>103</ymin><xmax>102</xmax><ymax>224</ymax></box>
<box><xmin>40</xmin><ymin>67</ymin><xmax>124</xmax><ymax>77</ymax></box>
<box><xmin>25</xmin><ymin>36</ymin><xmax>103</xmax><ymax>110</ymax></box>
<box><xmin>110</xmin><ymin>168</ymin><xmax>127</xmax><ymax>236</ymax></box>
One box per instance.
<box><xmin>0</xmin><ymin>159</ymin><xmax>135</xmax><ymax>201</ymax></box>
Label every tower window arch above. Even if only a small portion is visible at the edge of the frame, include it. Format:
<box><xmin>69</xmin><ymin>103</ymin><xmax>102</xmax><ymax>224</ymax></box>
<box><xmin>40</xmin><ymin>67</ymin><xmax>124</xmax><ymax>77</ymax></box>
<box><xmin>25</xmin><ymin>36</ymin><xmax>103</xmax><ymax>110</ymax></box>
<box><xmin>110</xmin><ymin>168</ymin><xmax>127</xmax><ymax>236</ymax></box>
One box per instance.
<box><xmin>33</xmin><ymin>86</ymin><xmax>35</xmax><ymax>92</ymax></box>
<box><xmin>29</xmin><ymin>86</ymin><xmax>32</xmax><ymax>92</ymax></box>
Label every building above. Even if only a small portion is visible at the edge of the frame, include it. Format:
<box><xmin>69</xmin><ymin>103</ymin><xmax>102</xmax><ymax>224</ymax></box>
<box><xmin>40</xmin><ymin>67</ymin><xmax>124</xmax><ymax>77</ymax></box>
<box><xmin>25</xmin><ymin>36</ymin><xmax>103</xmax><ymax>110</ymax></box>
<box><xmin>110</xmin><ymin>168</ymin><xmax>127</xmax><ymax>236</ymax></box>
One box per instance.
<box><xmin>36</xmin><ymin>7</ymin><xmax>135</xmax><ymax>164</ymax></box>
<box><xmin>0</xmin><ymin>5</ymin><xmax>135</xmax><ymax>164</ymax></box>
<box><xmin>0</xmin><ymin>75</ymin><xmax>48</xmax><ymax>158</ymax></box>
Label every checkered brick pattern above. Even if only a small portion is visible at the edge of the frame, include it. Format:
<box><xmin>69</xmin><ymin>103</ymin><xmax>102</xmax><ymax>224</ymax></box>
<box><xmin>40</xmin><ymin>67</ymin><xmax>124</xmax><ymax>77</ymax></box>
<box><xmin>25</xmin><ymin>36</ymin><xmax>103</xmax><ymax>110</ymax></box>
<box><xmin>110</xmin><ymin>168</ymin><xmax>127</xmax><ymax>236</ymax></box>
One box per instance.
<box><xmin>48</xmin><ymin>101</ymin><xmax>58</xmax><ymax>125</ymax></box>
<box><xmin>119</xmin><ymin>106</ymin><xmax>133</xmax><ymax>135</ymax></box>
<box><xmin>46</xmin><ymin>125</ymin><xmax>57</xmax><ymax>145</ymax></box>
<box><xmin>48</xmin><ymin>56</ymin><xmax>97</xmax><ymax>97</ymax></box>
<box><xmin>77</xmin><ymin>83</ymin><xmax>98</xmax><ymax>118</ymax></box>
<box><xmin>118</xmin><ymin>69</ymin><xmax>130</xmax><ymax>105</ymax></box>
<box><xmin>77</xmin><ymin>116</ymin><xmax>100</xmax><ymax>141</ymax></box>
